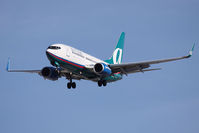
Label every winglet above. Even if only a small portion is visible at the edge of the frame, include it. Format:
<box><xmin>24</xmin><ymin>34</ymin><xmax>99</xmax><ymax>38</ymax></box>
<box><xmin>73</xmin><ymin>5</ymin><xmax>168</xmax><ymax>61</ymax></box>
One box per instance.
<box><xmin>6</xmin><ymin>57</ymin><xmax>10</xmax><ymax>72</ymax></box>
<box><xmin>187</xmin><ymin>43</ymin><xmax>195</xmax><ymax>58</ymax></box>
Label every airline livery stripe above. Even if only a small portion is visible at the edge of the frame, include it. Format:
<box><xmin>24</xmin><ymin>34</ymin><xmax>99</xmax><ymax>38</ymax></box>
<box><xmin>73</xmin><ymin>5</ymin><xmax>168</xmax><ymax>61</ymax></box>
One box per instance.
<box><xmin>47</xmin><ymin>52</ymin><xmax>85</xmax><ymax>68</ymax></box>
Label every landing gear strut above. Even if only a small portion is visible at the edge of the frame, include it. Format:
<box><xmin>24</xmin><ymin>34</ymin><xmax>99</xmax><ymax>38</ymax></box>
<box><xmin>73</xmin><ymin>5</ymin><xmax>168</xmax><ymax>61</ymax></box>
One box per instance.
<box><xmin>98</xmin><ymin>80</ymin><xmax>107</xmax><ymax>87</ymax></box>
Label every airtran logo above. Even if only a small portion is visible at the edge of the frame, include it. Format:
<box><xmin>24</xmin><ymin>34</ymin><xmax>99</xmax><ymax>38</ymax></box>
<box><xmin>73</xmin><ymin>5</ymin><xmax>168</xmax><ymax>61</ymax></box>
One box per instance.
<box><xmin>113</xmin><ymin>48</ymin><xmax>122</xmax><ymax>64</ymax></box>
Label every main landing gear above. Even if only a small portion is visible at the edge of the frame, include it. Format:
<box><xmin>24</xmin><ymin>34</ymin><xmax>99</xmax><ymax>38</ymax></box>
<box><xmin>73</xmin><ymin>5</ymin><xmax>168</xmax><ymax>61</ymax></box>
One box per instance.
<box><xmin>98</xmin><ymin>80</ymin><xmax>107</xmax><ymax>87</ymax></box>
<box><xmin>67</xmin><ymin>82</ymin><xmax>76</xmax><ymax>89</ymax></box>
<box><xmin>67</xmin><ymin>77</ymin><xmax>76</xmax><ymax>89</ymax></box>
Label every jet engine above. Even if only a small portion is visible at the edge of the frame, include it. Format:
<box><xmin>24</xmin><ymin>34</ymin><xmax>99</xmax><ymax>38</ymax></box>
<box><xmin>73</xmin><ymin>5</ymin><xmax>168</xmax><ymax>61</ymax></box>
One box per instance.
<box><xmin>93</xmin><ymin>63</ymin><xmax>112</xmax><ymax>76</ymax></box>
<box><xmin>41</xmin><ymin>67</ymin><xmax>60</xmax><ymax>81</ymax></box>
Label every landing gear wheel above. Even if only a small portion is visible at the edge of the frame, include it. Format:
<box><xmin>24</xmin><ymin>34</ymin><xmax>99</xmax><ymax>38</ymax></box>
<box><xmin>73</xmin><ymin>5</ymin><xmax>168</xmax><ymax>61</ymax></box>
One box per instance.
<box><xmin>71</xmin><ymin>82</ymin><xmax>76</xmax><ymax>89</ymax></box>
<box><xmin>102</xmin><ymin>80</ymin><xmax>107</xmax><ymax>86</ymax></box>
<box><xmin>66</xmin><ymin>74</ymin><xmax>76</xmax><ymax>89</ymax></box>
<box><xmin>98</xmin><ymin>80</ymin><xmax>102</xmax><ymax>87</ymax></box>
<box><xmin>67</xmin><ymin>82</ymin><xmax>71</xmax><ymax>89</ymax></box>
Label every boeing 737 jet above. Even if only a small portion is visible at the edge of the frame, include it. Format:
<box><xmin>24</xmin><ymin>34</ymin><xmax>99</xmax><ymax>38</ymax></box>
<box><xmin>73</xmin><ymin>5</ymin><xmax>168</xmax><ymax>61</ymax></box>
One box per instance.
<box><xmin>7</xmin><ymin>32</ymin><xmax>195</xmax><ymax>89</ymax></box>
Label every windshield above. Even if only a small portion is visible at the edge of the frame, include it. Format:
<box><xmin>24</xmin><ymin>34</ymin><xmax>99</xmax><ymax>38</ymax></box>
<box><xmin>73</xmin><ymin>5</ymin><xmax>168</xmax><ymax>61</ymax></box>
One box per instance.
<box><xmin>48</xmin><ymin>46</ymin><xmax>61</xmax><ymax>49</ymax></box>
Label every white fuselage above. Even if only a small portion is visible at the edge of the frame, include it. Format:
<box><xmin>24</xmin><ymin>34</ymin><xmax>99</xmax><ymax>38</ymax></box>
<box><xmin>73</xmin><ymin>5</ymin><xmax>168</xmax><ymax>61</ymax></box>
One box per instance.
<box><xmin>46</xmin><ymin>44</ymin><xmax>108</xmax><ymax>69</ymax></box>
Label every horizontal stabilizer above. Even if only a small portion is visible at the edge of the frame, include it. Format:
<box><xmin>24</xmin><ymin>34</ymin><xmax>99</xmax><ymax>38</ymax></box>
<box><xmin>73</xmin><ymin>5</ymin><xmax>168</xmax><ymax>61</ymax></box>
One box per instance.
<box><xmin>129</xmin><ymin>68</ymin><xmax>161</xmax><ymax>74</ymax></box>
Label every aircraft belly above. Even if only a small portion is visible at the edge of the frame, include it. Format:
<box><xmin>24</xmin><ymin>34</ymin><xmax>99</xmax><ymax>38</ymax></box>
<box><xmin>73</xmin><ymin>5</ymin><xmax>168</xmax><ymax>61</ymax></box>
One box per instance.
<box><xmin>46</xmin><ymin>52</ymin><xmax>98</xmax><ymax>79</ymax></box>
<box><xmin>104</xmin><ymin>74</ymin><xmax>122</xmax><ymax>83</ymax></box>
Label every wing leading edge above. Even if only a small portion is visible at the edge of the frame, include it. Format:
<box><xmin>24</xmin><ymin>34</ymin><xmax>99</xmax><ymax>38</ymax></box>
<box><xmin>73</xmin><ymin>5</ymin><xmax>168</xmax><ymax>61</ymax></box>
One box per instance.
<box><xmin>109</xmin><ymin>44</ymin><xmax>195</xmax><ymax>74</ymax></box>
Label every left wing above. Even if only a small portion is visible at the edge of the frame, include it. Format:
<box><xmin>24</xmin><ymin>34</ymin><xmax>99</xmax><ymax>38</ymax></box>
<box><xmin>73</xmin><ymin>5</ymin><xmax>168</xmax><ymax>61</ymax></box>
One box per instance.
<box><xmin>109</xmin><ymin>44</ymin><xmax>195</xmax><ymax>74</ymax></box>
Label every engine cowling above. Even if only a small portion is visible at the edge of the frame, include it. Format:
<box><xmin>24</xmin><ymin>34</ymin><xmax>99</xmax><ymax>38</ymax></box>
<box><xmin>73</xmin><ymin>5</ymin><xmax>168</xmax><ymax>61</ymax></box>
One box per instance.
<box><xmin>94</xmin><ymin>63</ymin><xmax>112</xmax><ymax>75</ymax></box>
<box><xmin>41</xmin><ymin>67</ymin><xmax>59</xmax><ymax>81</ymax></box>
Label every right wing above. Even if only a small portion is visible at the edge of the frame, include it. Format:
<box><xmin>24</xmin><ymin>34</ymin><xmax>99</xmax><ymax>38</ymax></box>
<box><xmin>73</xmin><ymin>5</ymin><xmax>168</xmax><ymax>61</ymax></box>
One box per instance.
<box><xmin>6</xmin><ymin>58</ymin><xmax>85</xmax><ymax>80</ymax></box>
<box><xmin>6</xmin><ymin>58</ymin><xmax>41</xmax><ymax>73</ymax></box>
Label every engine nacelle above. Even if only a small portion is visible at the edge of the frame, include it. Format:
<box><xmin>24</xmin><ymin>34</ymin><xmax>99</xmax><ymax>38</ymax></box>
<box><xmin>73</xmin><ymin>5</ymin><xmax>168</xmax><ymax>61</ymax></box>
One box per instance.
<box><xmin>41</xmin><ymin>67</ymin><xmax>59</xmax><ymax>81</ymax></box>
<box><xmin>94</xmin><ymin>63</ymin><xmax>112</xmax><ymax>76</ymax></box>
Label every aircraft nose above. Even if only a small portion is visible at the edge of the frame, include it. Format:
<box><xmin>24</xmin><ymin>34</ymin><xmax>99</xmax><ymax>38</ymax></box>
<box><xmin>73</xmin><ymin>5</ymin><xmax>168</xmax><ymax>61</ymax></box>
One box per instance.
<box><xmin>46</xmin><ymin>47</ymin><xmax>52</xmax><ymax>53</ymax></box>
<box><xmin>46</xmin><ymin>51</ymin><xmax>49</xmax><ymax>57</ymax></box>
<box><xmin>46</xmin><ymin>48</ymin><xmax>49</xmax><ymax>53</ymax></box>
<box><xmin>46</xmin><ymin>48</ymin><xmax>51</xmax><ymax>57</ymax></box>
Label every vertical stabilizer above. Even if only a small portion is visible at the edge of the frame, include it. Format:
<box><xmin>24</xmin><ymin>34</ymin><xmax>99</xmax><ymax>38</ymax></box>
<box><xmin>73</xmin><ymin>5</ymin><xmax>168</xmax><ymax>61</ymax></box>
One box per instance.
<box><xmin>104</xmin><ymin>32</ymin><xmax>125</xmax><ymax>64</ymax></box>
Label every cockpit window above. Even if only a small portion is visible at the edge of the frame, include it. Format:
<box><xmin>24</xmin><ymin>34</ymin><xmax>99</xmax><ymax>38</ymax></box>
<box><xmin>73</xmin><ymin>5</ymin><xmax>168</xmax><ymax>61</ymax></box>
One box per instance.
<box><xmin>48</xmin><ymin>46</ymin><xmax>61</xmax><ymax>49</ymax></box>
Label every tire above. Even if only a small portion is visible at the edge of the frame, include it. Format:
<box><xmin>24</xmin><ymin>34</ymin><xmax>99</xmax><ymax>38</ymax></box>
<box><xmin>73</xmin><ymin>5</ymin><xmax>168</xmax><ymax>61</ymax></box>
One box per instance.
<box><xmin>98</xmin><ymin>81</ymin><xmax>102</xmax><ymax>87</ymax></box>
<box><xmin>102</xmin><ymin>80</ymin><xmax>107</xmax><ymax>86</ymax></box>
<box><xmin>67</xmin><ymin>82</ymin><xmax>71</xmax><ymax>89</ymax></box>
<box><xmin>72</xmin><ymin>82</ymin><xmax>76</xmax><ymax>89</ymax></box>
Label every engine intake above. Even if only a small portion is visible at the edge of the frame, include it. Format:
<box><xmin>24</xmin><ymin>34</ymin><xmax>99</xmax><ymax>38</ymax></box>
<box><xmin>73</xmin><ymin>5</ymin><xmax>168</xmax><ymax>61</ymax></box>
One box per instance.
<box><xmin>94</xmin><ymin>63</ymin><xmax>112</xmax><ymax>75</ymax></box>
<box><xmin>41</xmin><ymin>67</ymin><xmax>59</xmax><ymax>81</ymax></box>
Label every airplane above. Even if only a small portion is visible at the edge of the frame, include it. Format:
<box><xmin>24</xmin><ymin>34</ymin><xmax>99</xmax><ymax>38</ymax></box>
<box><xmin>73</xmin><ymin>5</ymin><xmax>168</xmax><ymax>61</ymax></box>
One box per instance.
<box><xmin>7</xmin><ymin>32</ymin><xmax>195</xmax><ymax>89</ymax></box>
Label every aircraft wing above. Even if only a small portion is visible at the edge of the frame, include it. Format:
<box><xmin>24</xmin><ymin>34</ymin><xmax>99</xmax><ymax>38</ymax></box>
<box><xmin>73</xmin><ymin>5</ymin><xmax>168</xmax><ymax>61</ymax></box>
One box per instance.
<box><xmin>7</xmin><ymin>67</ymin><xmax>85</xmax><ymax>80</ymax></box>
<box><xmin>7</xmin><ymin>68</ymin><xmax>41</xmax><ymax>73</ymax></box>
<box><xmin>109</xmin><ymin>44</ymin><xmax>195</xmax><ymax>74</ymax></box>
<box><xmin>6</xmin><ymin>58</ymin><xmax>86</xmax><ymax>80</ymax></box>
<box><xmin>7</xmin><ymin>69</ymin><xmax>41</xmax><ymax>73</ymax></box>
<box><xmin>6</xmin><ymin>58</ymin><xmax>41</xmax><ymax>73</ymax></box>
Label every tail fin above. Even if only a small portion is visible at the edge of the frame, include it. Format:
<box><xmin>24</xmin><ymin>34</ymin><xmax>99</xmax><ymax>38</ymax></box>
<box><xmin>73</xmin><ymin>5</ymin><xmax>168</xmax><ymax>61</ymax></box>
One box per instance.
<box><xmin>104</xmin><ymin>32</ymin><xmax>125</xmax><ymax>64</ymax></box>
